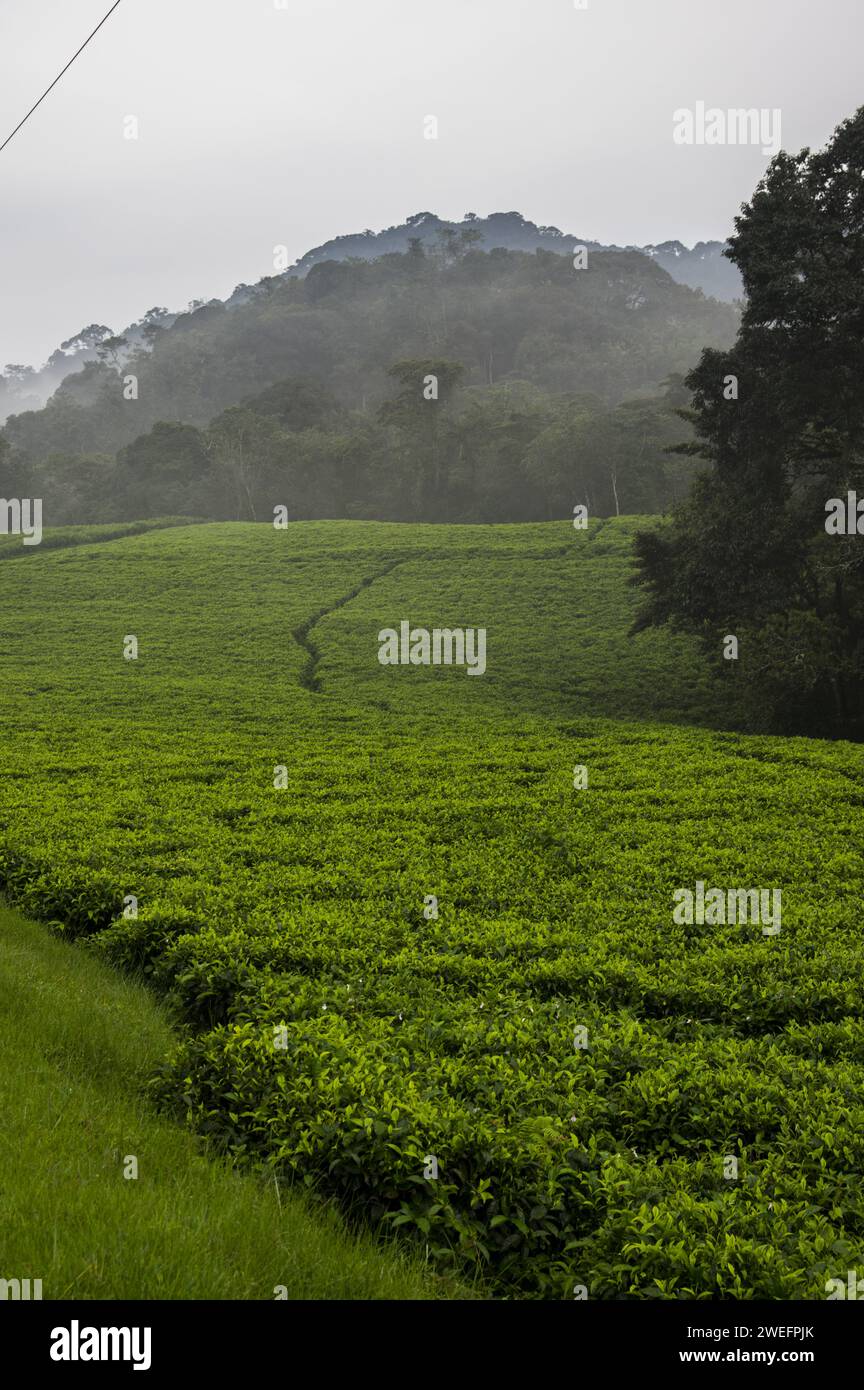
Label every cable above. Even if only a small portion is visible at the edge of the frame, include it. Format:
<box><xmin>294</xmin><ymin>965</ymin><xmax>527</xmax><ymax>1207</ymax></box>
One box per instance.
<box><xmin>0</xmin><ymin>0</ymin><xmax>125</xmax><ymax>156</ymax></box>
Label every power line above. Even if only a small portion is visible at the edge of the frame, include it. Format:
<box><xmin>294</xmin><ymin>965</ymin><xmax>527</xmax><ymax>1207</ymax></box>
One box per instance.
<box><xmin>0</xmin><ymin>0</ymin><xmax>125</xmax><ymax>156</ymax></box>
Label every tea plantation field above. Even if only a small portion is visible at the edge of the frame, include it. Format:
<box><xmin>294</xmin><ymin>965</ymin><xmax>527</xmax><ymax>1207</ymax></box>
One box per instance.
<box><xmin>1</xmin><ymin>518</ymin><xmax>862</xmax><ymax>1299</ymax></box>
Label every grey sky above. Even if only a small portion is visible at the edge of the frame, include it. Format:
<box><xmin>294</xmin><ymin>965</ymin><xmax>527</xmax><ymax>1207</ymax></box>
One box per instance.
<box><xmin>2</xmin><ymin>0</ymin><xmax>862</xmax><ymax>368</ymax></box>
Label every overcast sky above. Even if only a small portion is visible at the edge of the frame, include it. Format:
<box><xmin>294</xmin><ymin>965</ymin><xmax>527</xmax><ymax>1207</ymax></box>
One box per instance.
<box><xmin>2</xmin><ymin>0</ymin><xmax>862</xmax><ymax>367</ymax></box>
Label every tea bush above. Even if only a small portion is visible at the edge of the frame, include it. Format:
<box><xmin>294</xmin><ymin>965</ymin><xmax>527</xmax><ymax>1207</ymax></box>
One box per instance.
<box><xmin>0</xmin><ymin>518</ymin><xmax>861</xmax><ymax>1297</ymax></box>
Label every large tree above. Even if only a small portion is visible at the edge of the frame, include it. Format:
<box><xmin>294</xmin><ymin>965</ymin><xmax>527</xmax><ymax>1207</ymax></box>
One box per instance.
<box><xmin>633</xmin><ymin>106</ymin><xmax>864</xmax><ymax>739</ymax></box>
<box><xmin>378</xmin><ymin>359</ymin><xmax>465</xmax><ymax>517</ymax></box>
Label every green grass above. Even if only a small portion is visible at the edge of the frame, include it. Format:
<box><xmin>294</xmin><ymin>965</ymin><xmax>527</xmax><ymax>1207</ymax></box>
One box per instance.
<box><xmin>0</xmin><ymin>518</ymin><xmax>861</xmax><ymax>1299</ymax></box>
<box><xmin>0</xmin><ymin>901</ymin><xmax>466</xmax><ymax>1299</ymax></box>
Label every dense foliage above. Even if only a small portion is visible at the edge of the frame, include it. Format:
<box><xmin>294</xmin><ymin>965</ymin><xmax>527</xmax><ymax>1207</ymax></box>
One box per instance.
<box><xmin>1</xmin><ymin>244</ymin><xmax>737</xmax><ymax>524</ymax></box>
<box><xmin>0</xmin><ymin>519</ymin><xmax>861</xmax><ymax>1298</ymax></box>
<box><xmin>0</xmin><ymin>211</ymin><xmax>740</xmax><ymax>427</ymax></box>
<box><xmin>291</xmin><ymin>210</ymin><xmax>743</xmax><ymax>302</ymax></box>
<box><xmin>633</xmin><ymin>107</ymin><xmax>864</xmax><ymax>740</ymax></box>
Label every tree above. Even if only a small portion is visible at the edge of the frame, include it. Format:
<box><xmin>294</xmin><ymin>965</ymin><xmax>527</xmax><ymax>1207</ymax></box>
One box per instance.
<box><xmin>433</xmin><ymin>227</ymin><xmax>461</xmax><ymax>266</ymax></box>
<box><xmin>243</xmin><ymin>376</ymin><xmax>338</xmax><ymax>432</ymax></box>
<box><xmin>59</xmin><ymin>324</ymin><xmax>112</xmax><ymax>355</ymax></box>
<box><xmin>378</xmin><ymin>359</ymin><xmax>464</xmax><ymax>516</ymax></box>
<box><xmin>459</xmin><ymin>228</ymin><xmax>484</xmax><ymax>253</ymax></box>
<box><xmin>205</xmin><ymin>408</ymin><xmax>284</xmax><ymax>520</ymax></box>
<box><xmin>96</xmin><ymin>335</ymin><xmax>129</xmax><ymax>368</ymax></box>
<box><xmin>633</xmin><ymin>106</ymin><xmax>864</xmax><ymax>738</ymax></box>
<box><xmin>115</xmin><ymin>421</ymin><xmax>214</xmax><ymax>519</ymax></box>
<box><xmin>138</xmin><ymin>307</ymin><xmax>170</xmax><ymax>347</ymax></box>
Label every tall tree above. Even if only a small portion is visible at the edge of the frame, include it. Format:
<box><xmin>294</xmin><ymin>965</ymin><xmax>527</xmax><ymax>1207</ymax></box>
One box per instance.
<box><xmin>378</xmin><ymin>359</ymin><xmax>464</xmax><ymax>516</ymax></box>
<box><xmin>633</xmin><ymin>106</ymin><xmax>864</xmax><ymax>738</ymax></box>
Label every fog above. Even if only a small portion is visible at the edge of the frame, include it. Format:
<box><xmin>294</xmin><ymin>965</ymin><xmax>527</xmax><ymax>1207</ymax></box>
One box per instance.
<box><xmin>2</xmin><ymin>0</ymin><xmax>862</xmax><ymax>368</ymax></box>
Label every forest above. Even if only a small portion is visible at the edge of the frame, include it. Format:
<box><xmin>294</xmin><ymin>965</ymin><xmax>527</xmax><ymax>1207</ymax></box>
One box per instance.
<box><xmin>0</xmin><ymin>239</ymin><xmax>738</xmax><ymax>524</ymax></box>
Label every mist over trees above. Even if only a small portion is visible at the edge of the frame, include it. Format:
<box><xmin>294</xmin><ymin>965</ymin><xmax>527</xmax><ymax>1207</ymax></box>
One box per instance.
<box><xmin>0</xmin><ymin>311</ymin><xmax>177</xmax><ymax>423</ymax></box>
<box><xmin>1</xmin><ymin>242</ymin><xmax>737</xmax><ymax>524</ymax></box>
<box><xmin>290</xmin><ymin>210</ymin><xmax>744</xmax><ymax>302</ymax></box>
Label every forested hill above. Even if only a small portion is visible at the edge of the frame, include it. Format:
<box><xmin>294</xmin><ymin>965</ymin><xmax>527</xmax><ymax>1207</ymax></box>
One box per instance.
<box><xmin>288</xmin><ymin>211</ymin><xmax>744</xmax><ymax>302</ymax></box>
<box><xmin>1</xmin><ymin>242</ymin><xmax>739</xmax><ymax>525</ymax></box>
<box><xmin>0</xmin><ymin>212</ymin><xmax>741</xmax><ymax>427</ymax></box>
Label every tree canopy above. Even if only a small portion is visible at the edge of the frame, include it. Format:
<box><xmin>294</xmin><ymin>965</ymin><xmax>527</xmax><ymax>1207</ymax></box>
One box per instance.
<box><xmin>1</xmin><ymin>243</ymin><xmax>737</xmax><ymax>526</ymax></box>
<box><xmin>633</xmin><ymin>106</ymin><xmax>864</xmax><ymax>739</ymax></box>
